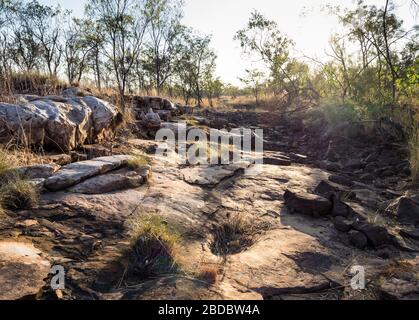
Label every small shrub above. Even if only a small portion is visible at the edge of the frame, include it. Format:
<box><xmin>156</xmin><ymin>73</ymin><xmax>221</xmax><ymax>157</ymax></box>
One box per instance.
<box><xmin>127</xmin><ymin>215</ymin><xmax>180</xmax><ymax>279</ymax></box>
<box><xmin>0</xmin><ymin>178</ymin><xmax>38</xmax><ymax>210</ymax></box>
<box><xmin>319</xmin><ymin>98</ymin><xmax>361</xmax><ymax>127</ymax></box>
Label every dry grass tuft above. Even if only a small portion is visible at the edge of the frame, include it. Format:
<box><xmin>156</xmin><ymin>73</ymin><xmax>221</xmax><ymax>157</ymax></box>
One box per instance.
<box><xmin>198</xmin><ymin>264</ymin><xmax>220</xmax><ymax>285</ymax></box>
<box><xmin>0</xmin><ymin>176</ymin><xmax>39</xmax><ymax>210</ymax></box>
<box><xmin>127</xmin><ymin>151</ymin><xmax>151</xmax><ymax>169</ymax></box>
<box><xmin>210</xmin><ymin>213</ymin><xmax>256</xmax><ymax>256</ymax></box>
<box><xmin>127</xmin><ymin>215</ymin><xmax>180</xmax><ymax>279</ymax></box>
<box><xmin>0</xmin><ymin>148</ymin><xmax>14</xmax><ymax>178</ymax></box>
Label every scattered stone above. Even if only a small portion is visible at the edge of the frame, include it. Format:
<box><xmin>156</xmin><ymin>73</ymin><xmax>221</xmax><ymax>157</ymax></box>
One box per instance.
<box><xmin>400</xmin><ymin>228</ymin><xmax>419</xmax><ymax>241</ymax></box>
<box><xmin>70</xmin><ymin>151</ymin><xmax>88</xmax><ymax>162</ymax></box>
<box><xmin>344</xmin><ymin>159</ymin><xmax>364</xmax><ymax>170</ymax></box>
<box><xmin>325</xmin><ymin>162</ymin><xmax>341</xmax><ymax>172</ymax></box>
<box><xmin>353</xmin><ymin>222</ymin><xmax>392</xmax><ymax>248</ymax></box>
<box><xmin>283</xmin><ymin>190</ymin><xmax>332</xmax><ymax>217</ymax></box>
<box><xmin>395</xmin><ymin>197</ymin><xmax>419</xmax><ymax>225</ymax></box>
<box><xmin>333</xmin><ymin>216</ymin><xmax>353</xmax><ymax>232</ymax></box>
<box><xmin>349</xmin><ymin>230</ymin><xmax>368</xmax><ymax>249</ymax></box>
<box><xmin>82</xmin><ymin>144</ymin><xmax>112</xmax><ymax>159</ymax></box>
<box><xmin>139</xmin><ymin>108</ymin><xmax>161</xmax><ymax>129</ymax></box>
<box><xmin>314</xmin><ymin>180</ymin><xmax>355</xmax><ymax>200</ymax></box>
<box><xmin>328</xmin><ymin>175</ymin><xmax>354</xmax><ymax>188</ymax></box>
<box><xmin>331</xmin><ymin>195</ymin><xmax>354</xmax><ymax>218</ymax></box>
<box><xmin>0</xmin><ymin>241</ymin><xmax>50</xmax><ymax>300</ymax></box>
<box><xmin>44</xmin><ymin>155</ymin><xmax>130</xmax><ymax>191</ymax></box>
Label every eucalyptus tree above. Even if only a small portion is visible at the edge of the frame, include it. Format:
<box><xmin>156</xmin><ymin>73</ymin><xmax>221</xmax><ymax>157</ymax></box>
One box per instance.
<box><xmin>175</xmin><ymin>30</ymin><xmax>216</xmax><ymax>105</ymax></box>
<box><xmin>234</xmin><ymin>10</ymin><xmax>306</xmax><ymax>105</ymax></box>
<box><xmin>143</xmin><ymin>0</ymin><xmax>184</xmax><ymax>93</ymax></box>
<box><xmin>86</xmin><ymin>0</ymin><xmax>151</xmax><ymax>103</ymax></box>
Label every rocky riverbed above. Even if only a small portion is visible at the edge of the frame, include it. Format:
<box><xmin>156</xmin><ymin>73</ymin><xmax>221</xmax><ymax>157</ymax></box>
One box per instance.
<box><xmin>0</xmin><ymin>93</ymin><xmax>418</xmax><ymax>300</ymax></box>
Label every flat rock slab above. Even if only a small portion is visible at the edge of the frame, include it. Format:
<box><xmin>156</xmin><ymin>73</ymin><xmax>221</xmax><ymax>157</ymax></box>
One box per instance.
<box><xmin>44</xmin><ymin>155</ymin><xmax>130</xmax><ymax>191</ymax></box>
<box><xmin>68</xmin><ymin>166</ymin><xmax>151</xmax><ymax>194</ymax></box>
<box><xmin>0</xmin><ymin>241</ymin><xmax>50</xmax><ymax>300</ymax></box>
<box><xmin>181</xmin><ymin>163</ymin><xmax>249</xmax><ymax>186</ymax></box>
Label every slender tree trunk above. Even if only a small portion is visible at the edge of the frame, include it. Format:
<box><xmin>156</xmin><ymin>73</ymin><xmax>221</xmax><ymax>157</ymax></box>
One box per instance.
<box><xmin>383</xmin><ymin>0</ymin><xmax>397</xmax><ymax>102</ymax></box>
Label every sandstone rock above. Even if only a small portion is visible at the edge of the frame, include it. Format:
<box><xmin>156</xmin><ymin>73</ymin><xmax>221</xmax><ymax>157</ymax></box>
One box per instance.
<box><xmin>374</xmin><ymin>117</ymin><xmax>406</xmax><ymax>143</ymax></box>
<box><xmin>283</xmin><ymin>190</ymin><xmax>332</xmax><ymax>217</ymax></box>
<box><xmin>333</xmin><ymin>216</ymin><xmax>353</xmax><ymax>232</ymax></box>
<box><xmin>44</xmin><ymin>155</ymin><xmax>130</xmax><ymax>191</ymax></box>
<box><xmin>156</xmin><ymin>110</ymin><xmax>172</xmax><ymax>122</ymax></box>
<box><xmin>44</xmin><ymin>154</ymin><xmax>72</xmax><ymax>166</ymax></box>
<box><xmin>82</xmin><ymin>144</ymin><xmax>112</xmax><ymax>159</ymax></box>
<box><xmin>395</xmin><ymin>197</ymin><xmax>419</xmax><ymax>225</ymax></box>
<box><xmin>28</xmin><ymin>178</ymin><xmax>46</xmax><ymax>192</ymax></box>
<box><xmin>331</xmin><ymin>195</ymin><xmax>355</xmax><ymax>218</ymax></box>
<box><xmin>81</xmin><ymin>96</ymin><xmax>122</xmax><ymax>142</ymax></box>
<box><xmin>314</xmin><ymin>180</ymin><xmax>355</xmax><ymax>200</ymax></box>
<box><xmin>68</xmin><ymin>168</ymin><xmax>148</xmax><ymax>194</ymax></box>
<box><xmin>0</xmin><ymin>241</ymin><xmax>50</xmax><ymax>300</ymax></box>
<box><xmin>0</xmin><ymin>95</ymin><xmax>122</xmax><ymax>151</ymax></box>
<box><xmin>31</xmin><ymin>98</ymin><xmax>92</xmax><ymax>151</ymax></box>
<box><xmin>325</xmin><ymin>162</ymin><xmax>341</xmax><ymax>172</ymax></box>
<box><xmin>344</xmin><ymin>159</ymin><xmax>364</xmax><ymax>171</ymax></box>
<box><xmin>16</xmin><ymin>163</ymin><xmax>60</xmax><ymax>180</ymax></box>
<box><xmin>349</xmin><ymin>230</ymin><xmax>368</xmax><ymax>249</ymax></box>
<box><xmin>328</xmin><ymin>175</ymin><xmax>354</xmax><ymax>188</ymax></box>
<box><xmin>140</xmin><ymin>109</ymin><xmax>161</xmax><ymax>129</ymax></box>
<box><xmin>0</xmin><ymin>102</ymin><xmax>47</xmax><ymax>146</ymax></box>
<box><xmin>353</xmin><ymin>222</ymin><xmax>392</xmax><ymax>248</ymax></box>
<box><xmin>132</xmin><ymin>96</ymin><xmax>177</xmax><ymax>112</ymax></box>
<box><xmin>62</xmin><ymin>87</ymin><xmax>89</xmax><ymax>97</ymax></box>
<box><xmin>181</xmin><ymin>164</ymin><xmax>248</xmax><ymax>186</ymax></box>
<box><xmin>264</xmin><ymin>153</ymin><xmax>292</xmax><ymax>166</ymax></box>
<box><xmin>400</xmin><ymin>228</ymin><xmax>419</xmax><ymax>241</ymax></box>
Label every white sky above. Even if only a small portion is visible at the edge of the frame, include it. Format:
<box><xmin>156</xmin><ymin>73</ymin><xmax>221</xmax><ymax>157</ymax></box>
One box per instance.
<box><xmin>41</xmin><ymin>0</ymin><xmax>417</xmax><ymax>86</ymax></box>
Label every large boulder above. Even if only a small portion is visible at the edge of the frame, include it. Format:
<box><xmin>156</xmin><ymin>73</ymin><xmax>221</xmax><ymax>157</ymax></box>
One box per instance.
<box><xmin>139</xmin><ymin>108</ymin><xmax>161</xmax><ymax>129</ymax></box>
<box><xmin>0</xmin><ymin>102</ymin><xmax>47</xmax><ymax>146</ymax></box>
<box><xmin>81</xmin><ymin>96</ymin><xmax>122</xmax><ymax>142</ymax></box>
<box><xmin>0</xmin><ymin>94</ymin><xmax>122</xmax><ymax>151</ymax></box>
<box><xmin>283</xmin><ymin>189</ymin><xmax>332</xmax><ymax>217</ymax></box>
